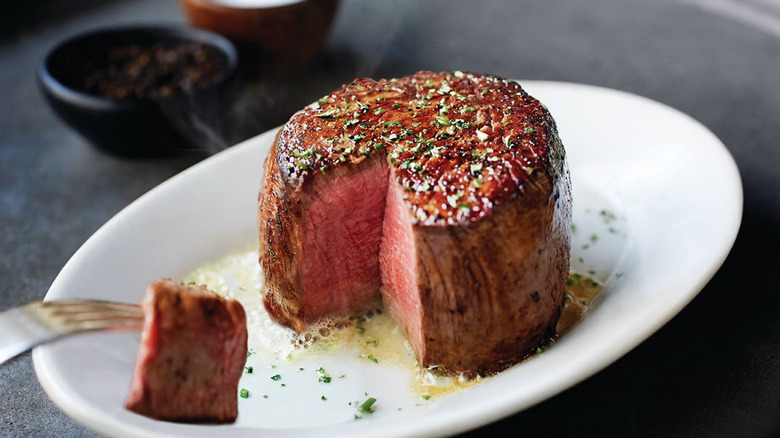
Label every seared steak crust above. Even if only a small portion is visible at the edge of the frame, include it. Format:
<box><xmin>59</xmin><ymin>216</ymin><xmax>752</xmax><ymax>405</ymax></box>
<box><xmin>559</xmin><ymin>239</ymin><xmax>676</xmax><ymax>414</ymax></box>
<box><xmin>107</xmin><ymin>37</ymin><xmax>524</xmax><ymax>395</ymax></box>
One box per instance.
<box><xmin>270</xmin><ymin>71</ymin><xmax>562</xmax><ymax>225</ymax></box>
<box><xmin>259</xmin><ymin>71</ymin><xmax>571</xmax><ymax>373</ymax></box>
<box><xmin>413</xmin><ymin>169</ymin><xmax>569</xmax><ymax>373</ymax></box>
<box><xmin>258</xmin><ymin>134</ymin><xmax>307</xmax><ymax>331</ymax></box>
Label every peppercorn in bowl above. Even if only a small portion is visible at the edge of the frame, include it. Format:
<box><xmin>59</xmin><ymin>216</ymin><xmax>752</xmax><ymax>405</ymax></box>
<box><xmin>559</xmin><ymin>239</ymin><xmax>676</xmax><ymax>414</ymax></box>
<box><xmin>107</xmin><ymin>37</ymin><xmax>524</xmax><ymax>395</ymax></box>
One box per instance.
<box><xmin>38</xmin><ymin>25</ymin><xmax>240</xmax><ymax>157</ymax></box>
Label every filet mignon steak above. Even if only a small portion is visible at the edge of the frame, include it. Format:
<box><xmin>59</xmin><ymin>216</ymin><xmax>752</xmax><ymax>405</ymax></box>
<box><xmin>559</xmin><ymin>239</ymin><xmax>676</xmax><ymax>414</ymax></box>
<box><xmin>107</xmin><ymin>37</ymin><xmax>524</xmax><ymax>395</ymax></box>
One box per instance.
<box><xmin>125</xmin><ymin>279</ymin><xmax>248</xmax><ymax>423</ymax></box>
<box><xmin>258</xmin><ymin>71</ymin><xmax>571</xmax><ymax>374</ymax></box>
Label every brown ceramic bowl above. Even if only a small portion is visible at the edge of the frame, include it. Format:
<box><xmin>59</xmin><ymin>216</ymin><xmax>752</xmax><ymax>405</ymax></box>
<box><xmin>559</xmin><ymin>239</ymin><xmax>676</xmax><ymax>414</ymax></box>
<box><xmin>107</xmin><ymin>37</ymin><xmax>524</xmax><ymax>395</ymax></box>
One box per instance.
<box><xmin>178</xmin><ymin>0</ymin><xmax>339</xmax><ymax>69</ymax></box>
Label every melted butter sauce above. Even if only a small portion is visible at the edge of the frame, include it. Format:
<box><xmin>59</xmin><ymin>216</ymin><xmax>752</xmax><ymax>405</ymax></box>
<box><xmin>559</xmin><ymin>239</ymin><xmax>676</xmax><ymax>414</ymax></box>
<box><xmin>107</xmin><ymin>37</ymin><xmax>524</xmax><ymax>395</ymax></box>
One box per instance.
<box><xmin>183</xmin><ymin>248</ymin><xmax>602</xmax><ymax>398</ymax></box>
<box><xmin>557</xmin><ymin>272</ymin><xmax>604</xmax><ymax>335</ymax></box>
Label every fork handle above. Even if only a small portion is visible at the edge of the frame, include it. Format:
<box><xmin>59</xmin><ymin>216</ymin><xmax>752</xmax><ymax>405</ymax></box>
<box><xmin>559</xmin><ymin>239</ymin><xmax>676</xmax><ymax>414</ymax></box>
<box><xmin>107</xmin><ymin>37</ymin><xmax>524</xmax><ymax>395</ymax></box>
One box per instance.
<box><xmin>0</xmin><ymin>306</ymin><xmax>62</xmax><ymax>365</ymax></box>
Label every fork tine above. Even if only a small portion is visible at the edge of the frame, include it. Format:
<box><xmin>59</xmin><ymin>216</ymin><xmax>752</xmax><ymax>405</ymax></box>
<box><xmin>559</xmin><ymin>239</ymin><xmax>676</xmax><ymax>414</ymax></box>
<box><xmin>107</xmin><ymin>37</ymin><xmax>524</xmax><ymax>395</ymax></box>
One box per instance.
<box><xmin>40</xmin><ymin>300</ymin><xmax>142</xmax><ymax>314</ymax></box>
<box><xmin>57</xmin><ymin>315</ymin><xmax>144</xmax><ymax>327</ymax></box>
<box><xmin>64</xmin><ymin>319</ymin><xmax>144</xmax><ymax>332</ymax></box>
<box><xmin>36</xmin><ymin>300</ymin><xmax>143</xmax><ymax>332</ymax></box>
<box><xmin>47</xmin><ymin>309</ymin><xmax>144</xmax><ymax>319</ymax></box>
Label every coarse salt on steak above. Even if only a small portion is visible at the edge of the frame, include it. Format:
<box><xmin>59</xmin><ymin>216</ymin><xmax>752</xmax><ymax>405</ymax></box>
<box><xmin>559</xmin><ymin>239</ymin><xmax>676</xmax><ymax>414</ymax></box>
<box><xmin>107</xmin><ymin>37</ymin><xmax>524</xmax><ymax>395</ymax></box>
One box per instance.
<box><xmin>125</xmin><ymin>279</ymin><xmax>247</xmax><ymax>423</ymax></box>
<box><xmin>258</xmin><ymin>71</ymin><xmax>571</xmax><ymax>374</ymax></box>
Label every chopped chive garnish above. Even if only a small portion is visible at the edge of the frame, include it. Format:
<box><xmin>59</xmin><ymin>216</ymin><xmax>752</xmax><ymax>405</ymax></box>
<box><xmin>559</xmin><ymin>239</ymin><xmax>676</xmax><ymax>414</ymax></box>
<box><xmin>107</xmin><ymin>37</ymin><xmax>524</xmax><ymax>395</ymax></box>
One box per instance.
<box><xmin>271</xmin><ymin>374</ymin><xmax>282</xmax><ymax>381</ymax></box>
<box><xmin>314</xmin><ymin>108</ymin><xmax>340</xmax><ymax>118</ymax></box>
<box><xmin>317</xmin><ymin>367</ymin><xmax>332</xmax><ymax>383</ymax></box>
<box><xmin>434</xmin><ymin>115</ymin><xmax>451</xmax><ymax>126</ymax></box>
<box><xmin>367</xmin><ymin>354</ymin><xmax>378</xmax><ymax>363</ymax></box>
<box><xmin>357</xmin><ymin>397</ymin><xmax>377</xmax><ymax>414</ymax></box>
<box><xmin>321</xmin><ymin>396</ymin><xmax>328</xmax><ymax>401</ymax></box>
<box><xmin>422</xmin><ymin>395</ymin><xmax>431</xmax><ymax>400</ymax></box>
<box><xmin>291</xmin><ymin>147</ymin><xmax>314</xmax><ymax>158</ymax></box>
<box><xmin>244</xmin><ymin>366</ymin><xmax>253</xmax><ymax>374</ymax></box>
<box><xmin>239</xmin><ymin>388</ymin><xmax>250</xmax><ymax>398</ymax></box>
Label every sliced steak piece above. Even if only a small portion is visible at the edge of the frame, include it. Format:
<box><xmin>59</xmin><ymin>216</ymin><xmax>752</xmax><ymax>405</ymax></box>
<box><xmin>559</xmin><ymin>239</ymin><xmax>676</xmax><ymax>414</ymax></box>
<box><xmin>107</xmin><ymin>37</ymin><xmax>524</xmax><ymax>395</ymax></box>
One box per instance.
<box><xmin>125</xmin><ymin>279</ymin><xmax>247</xmax><ymax>423</ymax></box>
<box><xmin>258</xmin><ymin>71</ymin><xmax>571</xmax><ymax>374</ymax></box>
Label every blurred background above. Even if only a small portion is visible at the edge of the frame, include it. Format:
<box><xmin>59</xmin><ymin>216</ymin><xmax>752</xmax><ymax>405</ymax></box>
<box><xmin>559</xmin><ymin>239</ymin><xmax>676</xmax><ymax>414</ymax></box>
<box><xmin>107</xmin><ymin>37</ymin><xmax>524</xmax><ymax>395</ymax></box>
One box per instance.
<box><xmin>1</xmin><ymin>0</ymin><xmax>779</xmax><ymax>436</ymax></box>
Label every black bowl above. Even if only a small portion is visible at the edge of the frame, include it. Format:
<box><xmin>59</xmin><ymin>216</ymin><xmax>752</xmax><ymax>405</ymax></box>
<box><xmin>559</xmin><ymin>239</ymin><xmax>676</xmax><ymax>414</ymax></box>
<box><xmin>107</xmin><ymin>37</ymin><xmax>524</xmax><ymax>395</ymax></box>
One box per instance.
<box><xmin>38</xmin><ymin>25</ymin><xmax>240</xmax><ymax>158</ymax></box>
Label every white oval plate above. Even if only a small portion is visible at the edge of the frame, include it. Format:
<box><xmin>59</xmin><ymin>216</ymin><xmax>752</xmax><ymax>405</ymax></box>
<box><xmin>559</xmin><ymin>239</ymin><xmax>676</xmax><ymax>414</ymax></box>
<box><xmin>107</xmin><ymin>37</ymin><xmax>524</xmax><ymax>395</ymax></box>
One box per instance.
<box><xmin>33</xmin><ymin>81</ymin><xmax>742</xmax><ymax>438</ymax></box>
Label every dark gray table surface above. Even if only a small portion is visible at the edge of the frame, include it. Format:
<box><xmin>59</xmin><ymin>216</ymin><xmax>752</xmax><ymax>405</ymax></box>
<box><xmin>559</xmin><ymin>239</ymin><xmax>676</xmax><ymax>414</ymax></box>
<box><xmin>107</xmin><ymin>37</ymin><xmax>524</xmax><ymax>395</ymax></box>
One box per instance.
<box><xmin>2</xmin><ymin>0</ymin><xmax>779</xmax><ymax>436</ymax></box>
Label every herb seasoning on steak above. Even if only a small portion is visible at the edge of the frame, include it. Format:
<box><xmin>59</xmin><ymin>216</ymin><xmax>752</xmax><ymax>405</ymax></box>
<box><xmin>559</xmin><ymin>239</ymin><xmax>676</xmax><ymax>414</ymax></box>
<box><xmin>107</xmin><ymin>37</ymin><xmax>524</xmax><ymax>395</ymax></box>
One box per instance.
<box><xmin>258</xmin><ymin>71</ymin><xmax>571</xmax><ymax>374</ymax></box>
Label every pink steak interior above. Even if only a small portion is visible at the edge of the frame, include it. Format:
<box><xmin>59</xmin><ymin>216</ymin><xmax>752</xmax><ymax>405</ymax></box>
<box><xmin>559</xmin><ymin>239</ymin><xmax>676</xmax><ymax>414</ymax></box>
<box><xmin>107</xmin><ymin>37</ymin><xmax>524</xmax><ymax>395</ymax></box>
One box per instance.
<box><xmin>298</xmin><ymin>158</ymin><xmax>423</xmax><ymax>354</ymax></box>
<box><xmin>378</xmin><ymin>175</ymin><xmax>424</xmax><ymax>356</ymax></box>
<box><xmin>300</xmin><ymin>159</ymin><xmax>390</xmax><ymax>317</ymax></box>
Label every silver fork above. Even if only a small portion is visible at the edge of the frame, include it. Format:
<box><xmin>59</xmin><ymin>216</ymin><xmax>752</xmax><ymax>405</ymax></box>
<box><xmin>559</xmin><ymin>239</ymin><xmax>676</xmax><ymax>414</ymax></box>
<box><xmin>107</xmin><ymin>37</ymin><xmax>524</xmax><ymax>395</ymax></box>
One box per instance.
<box><xmin>0</xmin><ymin>300</ymin><xmax>143</xmax><ymax>365</ymax></box>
